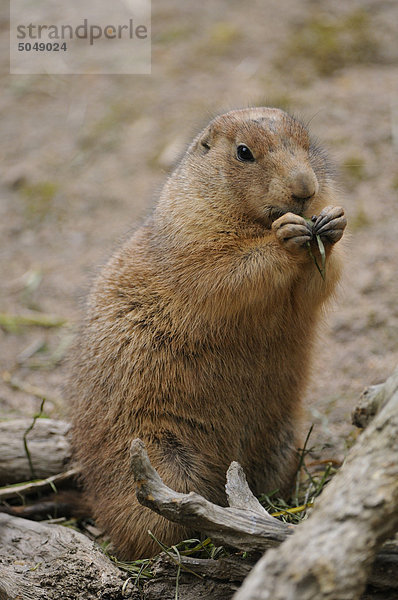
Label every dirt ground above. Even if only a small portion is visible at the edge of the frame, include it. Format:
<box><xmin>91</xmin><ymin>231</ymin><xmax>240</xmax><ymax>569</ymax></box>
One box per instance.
<box><xmin>1</xmin><ymin>0</ymin><xmax>398</xmax><ymax>463</ymax></box>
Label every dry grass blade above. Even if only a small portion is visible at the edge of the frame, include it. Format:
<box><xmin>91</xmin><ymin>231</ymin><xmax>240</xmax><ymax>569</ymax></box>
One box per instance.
<box><xmin>148</xmin><ymin>531</ymin><xmax>204</xmax><ymax>580</ymax></box>
<box><xmin>0</xmin><ymin>311</ymin><xmax>67</xmax><ymax>332</ymax></box>
<box><xmin>271</xmin><ymin>502</ymin><xmax>314</xmax><ymax>518</ymax></box>
<box><xmin>316</xmin><ymin>234</ymin><xmax>326</xmax><ymax>279</ymax></box>
<box><xmin>306</xmin><ymin>236</ymin><xmax>326</xmax><ymax>280</ymax></box>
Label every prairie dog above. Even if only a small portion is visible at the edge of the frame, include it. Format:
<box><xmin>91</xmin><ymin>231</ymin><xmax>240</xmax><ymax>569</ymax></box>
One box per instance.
<box><xmin>69</xmin><ymin>107</ymin><xmax>346</xmax><ymax>559</ymax></box>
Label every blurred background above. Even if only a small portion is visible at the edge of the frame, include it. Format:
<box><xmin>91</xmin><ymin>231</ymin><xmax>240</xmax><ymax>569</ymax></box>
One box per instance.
<box><xmin>1</xmin><ymin>0</ymin><xmax>397</xmax><ymax>460</ymax></box>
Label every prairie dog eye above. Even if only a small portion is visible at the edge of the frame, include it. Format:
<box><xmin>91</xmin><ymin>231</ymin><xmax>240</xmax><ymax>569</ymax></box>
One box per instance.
<box><xmin>236</xmin><ymin>144</ymin><xmax>255</xmax><ymax>162</ymax></box>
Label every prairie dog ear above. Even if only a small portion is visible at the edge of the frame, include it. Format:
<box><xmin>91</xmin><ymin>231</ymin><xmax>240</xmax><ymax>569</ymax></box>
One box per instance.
<box><xmin>199</xmin><ymin>125</ymin><xmax>213</xmax><ymax>152</ymax></box>
<box><xmin>191</xmin><ymin>124</ymin><xmax>215</xmax><ymax>155</ymax></box>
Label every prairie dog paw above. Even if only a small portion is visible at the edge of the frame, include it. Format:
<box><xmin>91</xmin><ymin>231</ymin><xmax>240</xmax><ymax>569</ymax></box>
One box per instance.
<box><xmin>272</xmin><ymin>213</ymin><xmax>312</xmax><ymax>253</ymax></box>
<box><xmin>312</xmin><ymin>206</ymin><xmax>347</xmax><ymax>244</ymax></box>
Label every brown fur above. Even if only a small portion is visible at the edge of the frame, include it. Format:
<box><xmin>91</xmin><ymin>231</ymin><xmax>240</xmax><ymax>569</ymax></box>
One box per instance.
<box><xmin>68</xmin><ymin>107</ymin><xmax>346</xmax><ymax>559</ymax></box>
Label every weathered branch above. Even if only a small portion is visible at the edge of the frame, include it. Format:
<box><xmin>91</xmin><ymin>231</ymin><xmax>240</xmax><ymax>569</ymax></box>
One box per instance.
<box><xmin>234</xmin><ymin>371</ymin><xmax>398</xmax><ymax>600</ymax></box>
<box><xmin>0</xmin><ymin>513</ymin><xmax>130</xmax><ymax>600</ymax></box>
<box><xmin>0</xmin><ymin>467</ymin><xmax>79</xmax><ymax>502</ymax></box>
<box><xmin>142</xmin><ymin>554</ymin><xmax>254</xmax><ymax>600</ymax></box>
<box><xmin>352</xmin><ymin>366</ymin><xmax>398</xmax><ymax>428</ymax></box>
<box><xmin>225</xmin><ymin>461</ymin><xmax>270</xmax><ymax>516</ymax></box>
<box><xmin>130</xmin><ymin>438</ymin><xmax>293</xmax><ymax>552</ymax></box>
<box><xmin>0</xmin><ymin>419</ymin><xmax>71</xmax><ymax>485</ymax></box>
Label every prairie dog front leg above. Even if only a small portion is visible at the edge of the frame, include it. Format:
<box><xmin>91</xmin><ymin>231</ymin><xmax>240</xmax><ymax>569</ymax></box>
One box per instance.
<box><xmin>312</xmin><ymin>206</ymin><xmax>347</xmax><ymax>245</ymax></box>
<box><xmin>272</xmin><ymin>213</ymin><xmax>313</xmax><ymax>254</ymax></box>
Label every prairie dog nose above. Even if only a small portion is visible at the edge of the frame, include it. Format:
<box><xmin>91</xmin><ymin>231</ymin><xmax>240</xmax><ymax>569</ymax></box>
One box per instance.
<box><xmin>289</xmin><ymin>170</ymin><xmax>319</xmax><ymax>200</ymax></box>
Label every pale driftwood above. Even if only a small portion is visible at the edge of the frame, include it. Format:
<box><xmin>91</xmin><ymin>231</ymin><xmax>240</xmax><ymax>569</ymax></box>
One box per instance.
<box><xmin>352</xmin><ymin>366</ymin><xmax>398</xmax><ymax>428</ymax></box>
<box><xmin>130</xmin><ymin>438</ymin><xmax>293</xmax><ymax>552</ymax></box>
<box><xmin>0</xmin><ymin>419</ymin><xmax>71</xmax><ymax>485</ymax></box>
<box><xmin>225</xmin><ymin>461</ymin><xmax>270</xmax><ymax>516</ymax></box>
<box><xmin>0</xmin><ymin>513</ymin><xmax>132</xmax><ymax>600</ymax></box>
<box><xmin>233</xmin><ymin>371</ymin><xmax>398</xmax><ymax>600</ymax></box>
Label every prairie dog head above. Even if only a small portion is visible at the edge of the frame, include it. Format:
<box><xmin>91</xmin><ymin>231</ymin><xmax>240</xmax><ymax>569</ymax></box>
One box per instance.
<box><xmin>181</xmin><ymin>107</ymin><xmax>333</xmax><ymax>227</ymax></box>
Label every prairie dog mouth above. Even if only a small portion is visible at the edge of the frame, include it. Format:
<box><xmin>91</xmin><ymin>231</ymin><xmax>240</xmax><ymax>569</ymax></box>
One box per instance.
<box><xmin>255</xmin><ymin>206</ymin><xmax>287</xmax><ymax>229</ymax></box>
<box><xmin>268</xmin><ymin>207</ymin><xmax>287</xmax><ymax>222</ymax></box>
<box><xmin>267</xmin><ymin>206</ymin><xmax>308</xmax><ymax>223</ymax></box>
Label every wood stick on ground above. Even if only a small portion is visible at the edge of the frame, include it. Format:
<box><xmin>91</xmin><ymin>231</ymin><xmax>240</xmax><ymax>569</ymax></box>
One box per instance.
<box><xmin>225</xmin><ymin>461</ymin><xmax>271</xmax><ymax>516</ymax></box>
<box><xmin>0</xmin><ymin>467</ymin><xmax>79</xmax><ymax>502</ymax></box>
<box><xmin>0</xmin><ymin>513</ymin><xmax>129</xmax><ymax>600</ymax></box>
<box><xmin>352</xmin><ymin>365</ymin><xmax>398</xmax><ymax>428</ymax></box>
<box><xmin>130</xmin><ymin>438</ymin><xmax>293</xmax><ymax>552</ymax></box>
<box><xmin>0</xmin><ymin>419</ymin><xmax>71</xmax><ymax>485</ymax></box>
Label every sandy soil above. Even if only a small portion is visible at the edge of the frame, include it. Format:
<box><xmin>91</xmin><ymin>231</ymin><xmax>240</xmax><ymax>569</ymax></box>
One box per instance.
<box><xmin>1</xmin><ymin>0</ymin><xmax>397</xmax><ymax>462</ymax></box>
